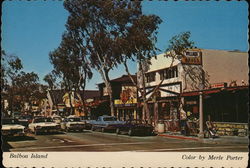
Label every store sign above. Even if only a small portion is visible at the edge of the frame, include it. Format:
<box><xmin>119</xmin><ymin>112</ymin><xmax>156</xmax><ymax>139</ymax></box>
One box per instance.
<box><xmin>114</xmin><ymin>98</ymin><xmax>137</xmax><ymax>105</ymax></box>
<box><xmin>210</xmin><ymin>83</ymin><xmax>227</xmax><ymax>89</ymax></box>
<box><xmin>181</xmin><ymin>49</ymin><xmax>202</xmax><ymax>65</ymax></box>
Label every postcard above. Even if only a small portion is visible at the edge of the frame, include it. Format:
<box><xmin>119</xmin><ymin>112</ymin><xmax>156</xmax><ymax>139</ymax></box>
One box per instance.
<box><xmin>2</xmin><ymin>0</ymin><xmax>248</xmax><ymax>167</ymax></box>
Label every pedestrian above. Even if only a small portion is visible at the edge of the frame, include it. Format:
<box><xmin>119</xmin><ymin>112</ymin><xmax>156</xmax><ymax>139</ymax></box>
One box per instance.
<box><xmin>180</xmin><ymin>104</ymin><xmax>187</xmax><ymax>135</ymax></box>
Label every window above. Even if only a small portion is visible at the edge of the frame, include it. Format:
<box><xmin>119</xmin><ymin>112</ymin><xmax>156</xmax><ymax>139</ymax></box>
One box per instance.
<box><xmin>158</xmin><ymin>66</ymin><xmax>178</xmax><ymax>80</ymax></box>
<box><xmin>146</xmin><ymin>72</ymin><xmax>156</xmax><ymax>83</ymax></box>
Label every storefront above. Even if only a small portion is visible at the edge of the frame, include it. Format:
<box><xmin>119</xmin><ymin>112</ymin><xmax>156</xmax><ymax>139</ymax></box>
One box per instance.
<box><xmin>181</xmin><ymin>85</ymin><xmax>249</xmax><ymax>136</ymax></box>
<box><xmin>114</xmin><ymin>98</ymin><xmax>138</xmax><ymax>121</ymax></box>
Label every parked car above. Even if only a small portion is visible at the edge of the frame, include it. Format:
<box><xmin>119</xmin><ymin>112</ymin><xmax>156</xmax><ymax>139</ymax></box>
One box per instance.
<box><xmin>28</xmin><ymin>117</ymin><xmax>61</xmax><ymax>135</ymax></box>
<box><xmin>115</xmin><ymin>120</ymin><xmax>154</xmax><ymax>136</ymax></box>
<box><xmin>60</xmin><ymin>115</ymin><xmax>86</xmax><ymax>132</ymax></box>
<box><xmin>91</xmin><ymin>115</ymin><xmax>126</xmax><ymax>132</ymax></box>
<box><xmin>80</xmin><ymin>116</ymin><xmax>96</xmax><ymax>130</ymax></box>
<box><xmin>18</xmin><ymin>115</ymin><xmax>33</xmax><ymax>128</ymax></box>
<box><xmin>52</xmin><ymin>115</ymin><xmax>62</xmax><ymax>124</ymax></box>
<box><xmin>2</xmin><ymin>118</ymin><xmax>25</xmax><ymax>137</ymax></box>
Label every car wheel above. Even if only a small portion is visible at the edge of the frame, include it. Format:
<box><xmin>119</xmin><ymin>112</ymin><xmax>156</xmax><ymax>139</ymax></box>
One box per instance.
<box><xmin>128</xmin><ymin>129</ymin><xmax>133</xmax><ymax>136</ymax></box>
<box><xmin>116</xmin><ymin>128</ymin><xmax>120</xmax><ymax>134</ymax></box>
<box><xmin>101</xmin><ymin>127</ymin><xmax>105</xmax><ymax>133</ymax></box>
<box><xmin>91</xmin><ymin>126</ymin><xmax>95</xmax><ymax>131</ymax></box>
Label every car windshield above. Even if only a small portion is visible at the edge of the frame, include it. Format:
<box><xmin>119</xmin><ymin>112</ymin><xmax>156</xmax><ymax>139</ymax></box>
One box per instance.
<box><xmin>80</xmin><ymin>116</ymin><xmax>90</xmax><ymax>120</ymax></box>
<box><xmin>2</xmin><ymin>119</ymin><xmax>20</xmax><ymax>125</ymax></box>
<box><xmin>34</xmin><ymin>118</ymin><xmax>53</xmax><ymax>123</ymax></box>
<box><xmin>19</xmin><ymin>116</ymin><xmax>32</xmax><ymax>120</ymax></box>
<box><xmin>103</xmin><ymin>117</ymin><xmax>117</xmax><ymax>121</ymax></box>
<box><xmin>68</xmin><ymin>118</ymin><xmax>80</xmax><ymax>122</ymax></box>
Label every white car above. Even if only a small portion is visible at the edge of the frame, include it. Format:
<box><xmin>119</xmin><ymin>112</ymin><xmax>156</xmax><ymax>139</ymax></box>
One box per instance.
<box><xmin>61</xmin><ymin>115</ymin><xmax>86</xmax><ymax>132</ymax></box>
<box><xmin>2</xmin><ymin>118</ymin><xmax>25</xmax><ymax>137</ymax></box>
<box><xmin>52</xmin><ymin>115</ymin><xmax>62</xmax><ymax>124</ymax></box>
<box><xmin>28</xmin><ymin>117</ymin><xmax>61</xmax><ymax>135</ymax></box>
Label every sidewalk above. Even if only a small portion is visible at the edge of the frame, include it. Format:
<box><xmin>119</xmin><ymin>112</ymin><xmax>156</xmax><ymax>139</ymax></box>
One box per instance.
<box><xmin>157</xmin><ymin>132</ymin><xmax>249</xmax><ymax>144</ymax></box>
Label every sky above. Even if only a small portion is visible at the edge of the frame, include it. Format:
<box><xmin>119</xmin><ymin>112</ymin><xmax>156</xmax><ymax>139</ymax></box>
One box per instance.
<box><xmin>2</xmin><ymin>0</ymin><xmax>248</xmax><ymax>90</ymax></box>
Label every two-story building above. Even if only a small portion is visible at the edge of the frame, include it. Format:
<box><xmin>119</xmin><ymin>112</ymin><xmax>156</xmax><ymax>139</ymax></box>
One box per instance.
<box><xmin>139</xmin><ymin>48</ymin><xmax>248</xmax><ymax>135</ymax></box>
<box><xmin>98</xmin><ymin>75</ymin><xmax>138</xmax><ymax>121</ymax></box>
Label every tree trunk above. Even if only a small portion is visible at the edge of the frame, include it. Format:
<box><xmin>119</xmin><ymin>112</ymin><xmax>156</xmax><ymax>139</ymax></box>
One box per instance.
<box><xmin>68</xmin><ymin>91</ymin><xmax>74</xmax><ymax>115</ymax></box>
<box><xmin>138</xmin><ymin>61</ymin><xmax>151</xmax><ymax>124</ymax></box>
<box><xmin>100</xmin><ymin>69</ymin><xmax>115</xmax><ymax>117</ymax></box>
<box><xmin>105</xmin><ymin>80</ymin><xmax>114</xmax><ymax>116</ymax></box>
<box><xmin>154</xmin><ymin>102</ymin><xmax>158</xmax><ymax>128</ymax></box>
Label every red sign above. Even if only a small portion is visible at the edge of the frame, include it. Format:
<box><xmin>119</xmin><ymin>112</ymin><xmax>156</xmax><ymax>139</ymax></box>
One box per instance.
<box><xmin>210</xmin><ymin>83</ymin><xmax>227</xmax><ymax>89</ymax></box>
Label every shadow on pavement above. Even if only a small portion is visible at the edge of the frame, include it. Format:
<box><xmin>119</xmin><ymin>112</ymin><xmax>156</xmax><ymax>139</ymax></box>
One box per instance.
<box><xmin>2</xmin><ymin>139</ymin><xmax>13</xmax><ymax>152</ymax></box>
<box><xmin>2</xmin><ymin>135</ymin><xmax>37</xmax><ymax>142</ymax></box>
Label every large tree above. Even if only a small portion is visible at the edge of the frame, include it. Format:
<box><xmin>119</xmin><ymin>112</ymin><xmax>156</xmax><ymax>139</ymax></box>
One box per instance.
<box><xmin>14</xmin><ymin>71</ymin><xmax>40</xmax><ymax>112</ymax></box>
<box><xmin>1</xmin><ymin>50</ymin><xmax>23</xmax><ymax>115</ymax></box>
<box><xmin>120</xmin><ymin>14</ymin><xmax>162</xmax><ymax>124</ymax></box>
<box><xmin>63</xmin><ymin>0</ymin><xmax>161</xmax><ymax>116</ymax></box>
<box><xmin>43</xmin><ymin>72</ymin><xmax>57</xmax><ymax>90</ymax></box>
<box><xmin>49</xmin><ymin>32</ymin><xmax>93</xmax><ymax>115</ymax></box>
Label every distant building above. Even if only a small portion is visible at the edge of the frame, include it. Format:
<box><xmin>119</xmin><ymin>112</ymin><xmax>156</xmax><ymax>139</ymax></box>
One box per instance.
<box><xmin>46</xmin><ymin>90</ymin><xmax>99</xmax><ymax>117</ymax></box>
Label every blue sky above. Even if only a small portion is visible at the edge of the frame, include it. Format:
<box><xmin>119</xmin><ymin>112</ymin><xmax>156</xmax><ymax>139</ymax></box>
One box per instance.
<box><xmin>2</xmin><ymin>0</ymin><xmax>248</xmax><ymax>90</ymax></box>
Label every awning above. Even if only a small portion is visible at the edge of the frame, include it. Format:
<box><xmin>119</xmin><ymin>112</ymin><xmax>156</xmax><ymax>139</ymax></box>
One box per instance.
<box><xmin>181</xmin><ymin>85</ymin><xmax>248</xmax><ymax>97</ymax></box>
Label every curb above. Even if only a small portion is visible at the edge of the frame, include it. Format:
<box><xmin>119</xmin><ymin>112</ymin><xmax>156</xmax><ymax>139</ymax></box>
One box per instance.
<box><xmin>158</xmin><ymin>134</ymin><xmax>199</xmax><ymax>141</ymax></box>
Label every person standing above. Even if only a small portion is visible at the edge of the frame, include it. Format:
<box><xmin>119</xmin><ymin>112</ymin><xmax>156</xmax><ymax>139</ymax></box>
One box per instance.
<box><xmin>180</xmin><ymin>104</ymin><xmax>187</xmax><ymax>135</ymax></box>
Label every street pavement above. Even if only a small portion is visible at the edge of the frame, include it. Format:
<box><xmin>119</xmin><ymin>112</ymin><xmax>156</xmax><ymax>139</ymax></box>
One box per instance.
<box><xmin>2</xmin><ymin>130</ymin><xmax>248</xmax><ymax>152</ymax></box>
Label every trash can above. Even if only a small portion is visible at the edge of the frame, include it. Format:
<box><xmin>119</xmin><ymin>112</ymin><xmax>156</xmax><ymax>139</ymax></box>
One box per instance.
<box><xmin>158</xmin><ymin>122</ymin><xmax>165</xmax><ymax>133</ymax></box>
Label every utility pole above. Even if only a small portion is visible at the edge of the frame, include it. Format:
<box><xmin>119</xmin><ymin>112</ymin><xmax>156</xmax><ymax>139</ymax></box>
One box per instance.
<box><xmin>198</xmin><ymin>91</ymin><xmax>204</xmax><ymax>138</ymax></box>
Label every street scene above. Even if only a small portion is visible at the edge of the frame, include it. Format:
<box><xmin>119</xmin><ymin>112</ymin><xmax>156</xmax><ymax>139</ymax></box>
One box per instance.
<box><xmin>1</xmin><ymin>1</ymin><xmax>248</xmax><ymax>167</ymax></box>
<box><xmin>3</xmin><ymin>130</ymin><xmax>248</xmax><ymax>152</ymax></box>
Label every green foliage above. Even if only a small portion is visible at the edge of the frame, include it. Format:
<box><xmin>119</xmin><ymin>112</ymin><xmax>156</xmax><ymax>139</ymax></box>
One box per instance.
<box><xmin>165</xmin><ymin>31</ymin><xmax>195</xmax><ymax>59</ymax></box>
<box><xmin>44</xmin><ymin>72</ymin><xmax>57</xmax><ymax>90</ymax></box>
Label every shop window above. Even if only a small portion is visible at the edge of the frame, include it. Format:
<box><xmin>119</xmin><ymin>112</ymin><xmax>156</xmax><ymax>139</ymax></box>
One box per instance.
<box><xmin>161</xmin><ymin>102</ymin><xmax>170</xmax><ymax>120</ymax></box>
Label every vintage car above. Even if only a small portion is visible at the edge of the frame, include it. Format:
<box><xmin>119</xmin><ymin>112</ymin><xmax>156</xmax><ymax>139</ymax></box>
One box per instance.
<box><xmin>18</xmin><ymin>115</ymin><xmax>33</xmax><ymax>128</ymax></box>
<box><xmin>2</xmin><ymin>118</ymin><xmax>25</xmax><ymax>137</ymax></box>
<box><xmin>80</xmin><ymin>116</ymin><xmax>96</xmax><ymax>130</ymax></box>
<box><xmin>28</xmin><ymin>117</ymin><xmax>61</xmax><ymax>135</ymax></box>
<box><xmin>91</xmin><ymin>115</ymin><xmax>126</xmax><ymax>132</ymax></box>
<box><xmin>52</xmin><ymin>115</ymin><xmax>62</xmax><ymax>124</ymax></box>
<box><xmin>115</xmin><ymin>120</ymin><xmax>154</xmax><ymax>136</ymax></box>
<box><xmin>60</xmin><ymin>115</ymin><xmax>86</xmax><ymax>132</ymax></box>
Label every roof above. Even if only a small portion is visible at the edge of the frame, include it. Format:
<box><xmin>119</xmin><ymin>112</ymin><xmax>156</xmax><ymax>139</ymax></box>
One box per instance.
<box><xmin>79</xmin><ymin>90</ymin><xmax>100</xmax><ymax>99</ymax></box>
<box><xmin>98</xmin><ymin>75</ymin><xmax>137</xmax><ymax>86</ymax></box>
